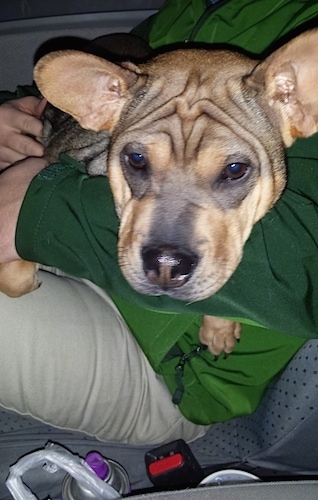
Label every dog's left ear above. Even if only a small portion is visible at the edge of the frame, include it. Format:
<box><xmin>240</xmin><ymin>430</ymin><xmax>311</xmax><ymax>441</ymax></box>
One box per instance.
<box><xmin>248</xmin><ymin>29</ymin><xmax>318</xmax><ymax>146</ymax></box>
<box><xmin>34</xmin><ymin>50</ymin><xmax>144</xmax><ymax>132</ymax></box>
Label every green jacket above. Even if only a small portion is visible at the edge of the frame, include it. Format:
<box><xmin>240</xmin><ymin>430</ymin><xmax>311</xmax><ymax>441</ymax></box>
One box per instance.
<box><xmin>135</xmin><ymin>0</ymin><xmax>318</xmax><ymax>54</ymax></box>
<box><xmin>5</xmin><ymin>0</ymin><xmax>318</xmax><ymax>424</ymax></box>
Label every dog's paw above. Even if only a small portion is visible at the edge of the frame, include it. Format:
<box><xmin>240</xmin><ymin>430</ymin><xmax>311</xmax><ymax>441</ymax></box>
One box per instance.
<box><xmin>199</xmin><ymin>315</ymin><xmax>241</xmax><ymax>356</ymax></box>
<box><xmin>0</xmin><ymin>261</ymin><xmax>40</xmax><ymax>297</ymax></box>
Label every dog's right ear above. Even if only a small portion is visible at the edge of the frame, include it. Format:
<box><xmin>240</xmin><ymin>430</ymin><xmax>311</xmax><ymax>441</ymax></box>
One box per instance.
<box><xmin>34</xmin><ymin>50</ymin><xmax>144</xmax><ymax>132</ymax></box>
<box><xmin>248</xmin><ymin>29</ymin><xmax>318</xmax><ymax>147</ymax></box>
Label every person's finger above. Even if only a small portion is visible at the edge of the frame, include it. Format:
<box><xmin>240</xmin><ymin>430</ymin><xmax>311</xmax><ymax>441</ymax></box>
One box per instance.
<box><xmin>7</xmin><ymin>131</ymin><xmax>44</xmax><ymax>159</ymax></box>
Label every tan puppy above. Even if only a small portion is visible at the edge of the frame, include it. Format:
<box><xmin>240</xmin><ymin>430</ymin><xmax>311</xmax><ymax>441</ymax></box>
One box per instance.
<box><xmin>1</xmin><ymin>30</ymin><xmax>318</xmax><ymax>355</ymax></box>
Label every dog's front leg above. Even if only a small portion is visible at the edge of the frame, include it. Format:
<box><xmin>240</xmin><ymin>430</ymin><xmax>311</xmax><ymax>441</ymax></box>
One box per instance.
<box><xmin>199</xmin><ymin>315</ymin><xmax>241</xmax><ymax>356</ymax></box>
<box><xmin>0</xmin><ymin>261</ymin><xmax>40</xmax><ymax>297</ymax></box>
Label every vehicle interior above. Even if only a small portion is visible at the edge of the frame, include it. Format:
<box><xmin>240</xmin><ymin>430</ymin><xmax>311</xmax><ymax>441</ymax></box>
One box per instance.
<box><xmin>1</xmin><ymin>1</ymin><xmax>318</xmax><ymax>498</ymax></box>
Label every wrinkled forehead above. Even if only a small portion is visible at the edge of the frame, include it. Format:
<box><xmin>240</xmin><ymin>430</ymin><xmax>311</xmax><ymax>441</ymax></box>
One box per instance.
<box><xmin>110</xmin><ymin>48</ymin><xmax>261</xmax><ymax>168</ymax></box>
<box><xmin>115</xmin><ymin>93</ymin><xmax>259</xmax><ymax>171</ymax></box>
<box><xmin>118</xmin><ymin>48</ymin><xmax>256</xmax><ymax>138</ymax></box>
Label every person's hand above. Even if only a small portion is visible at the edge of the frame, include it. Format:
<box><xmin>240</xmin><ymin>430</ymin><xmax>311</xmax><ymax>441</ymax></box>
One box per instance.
<box><xmin>0</xmin><ymin>157</ymin><xmax>47</xmax><ymax>262</ymax></box>
<box><xmin>0</xmin><ymin>96</ymin><xmax>46</xmax><ymax>170</ymax></box>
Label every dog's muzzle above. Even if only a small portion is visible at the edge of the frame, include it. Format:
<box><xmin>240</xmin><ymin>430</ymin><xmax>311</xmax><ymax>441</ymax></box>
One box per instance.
<box><xmin>142</xmin><ymin>244</ymin><xmax>198</xmax><ymax>290</ymax></box>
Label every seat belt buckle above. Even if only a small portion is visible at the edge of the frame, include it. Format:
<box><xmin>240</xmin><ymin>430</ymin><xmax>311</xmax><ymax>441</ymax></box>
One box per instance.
<box><xmin>145</xmin><ymin>439</ymin><xmax>204</xmax><ymax>488</ymax></box>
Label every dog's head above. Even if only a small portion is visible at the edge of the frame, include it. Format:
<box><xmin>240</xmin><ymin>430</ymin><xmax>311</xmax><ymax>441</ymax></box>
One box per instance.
<box><xmin>34</xmin><ymin>30</ymin><xmax>318</xmax><ymax>301</ymax></box>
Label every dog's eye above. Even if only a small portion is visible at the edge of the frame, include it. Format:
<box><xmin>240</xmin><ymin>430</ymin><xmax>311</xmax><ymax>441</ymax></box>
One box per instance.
<box><xmin>126</xmin><ymin>152</ymin><xmax>147</xmax><ymax>169</ymax></box>
<box><xmin>221</xmin><ymin>162</ymin><xmax>249</xmax><ymax>181</ymax></box>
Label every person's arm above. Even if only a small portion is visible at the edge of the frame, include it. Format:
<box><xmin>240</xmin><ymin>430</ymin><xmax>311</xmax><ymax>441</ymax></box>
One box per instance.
<box><xmin>0</xmin><ymin>157</ymin><xmax>47</xmax><ymax>262</ymax></box>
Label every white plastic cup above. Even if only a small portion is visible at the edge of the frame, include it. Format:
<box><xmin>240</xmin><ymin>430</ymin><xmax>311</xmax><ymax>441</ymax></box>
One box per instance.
<box><xmin>199</xmin><ymin>468</ymin><xmax>260</xmax><ymax>487</ymax></box>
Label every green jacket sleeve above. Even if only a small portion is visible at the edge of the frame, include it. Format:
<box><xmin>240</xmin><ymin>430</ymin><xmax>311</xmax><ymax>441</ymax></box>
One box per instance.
<box><xmin>16</xmin><ymin>136</ymin><xmax>318</xmax><ymax>343</ymax></box>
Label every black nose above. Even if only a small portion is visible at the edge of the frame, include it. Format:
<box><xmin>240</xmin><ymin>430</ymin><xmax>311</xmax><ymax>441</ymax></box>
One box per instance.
<box><xmin>142</xmin><ymin>245</ymin><xmax>198</xmax><ymax>289</ymax></box>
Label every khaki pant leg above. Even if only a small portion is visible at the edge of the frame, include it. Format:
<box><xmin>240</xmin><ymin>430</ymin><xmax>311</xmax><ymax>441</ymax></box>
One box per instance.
<box><xmin>0</xmin><ymin>269</ymin><xmax>207</xmax><ymax>445</ymax></box>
